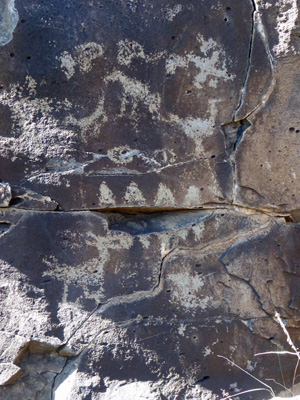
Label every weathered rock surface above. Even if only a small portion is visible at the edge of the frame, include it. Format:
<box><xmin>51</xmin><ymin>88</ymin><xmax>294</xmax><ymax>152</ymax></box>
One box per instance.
<box><xmin>0</xmin><ymin>0</ymin><xmax>299</xmax><ymax>399</ymax></box>
<box><xmin>0</xmin><ymin>0</ymin><xmax>18</xmax><ymax>46</ymax></box>
<box><xmin>0</xmin><ymin>209</ymin><xmax>299</xmax><ymax>398</ymax></box>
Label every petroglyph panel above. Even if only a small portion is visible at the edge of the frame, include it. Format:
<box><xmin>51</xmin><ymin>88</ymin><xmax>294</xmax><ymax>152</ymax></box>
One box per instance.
<box><xmin>0</xmin><ymin>0</ymin><xmax>256</xmax><ymax>210</ymax></box>
<box><xmin>0</xmin><ymin>0</ymin><xmax>300</xmax><ymax>399</ymax></box>
<box><xmin>0</xmin><ymin>209</ymin><xmax>299</xmax><ymax>398</ymax></box>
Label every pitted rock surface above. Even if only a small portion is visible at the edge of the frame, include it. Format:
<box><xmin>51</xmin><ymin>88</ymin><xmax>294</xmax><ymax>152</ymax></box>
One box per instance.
<box><xmin>0</xmin><ymin>0</ymin><xmax>299</xmax><ymax>399</ymax></box>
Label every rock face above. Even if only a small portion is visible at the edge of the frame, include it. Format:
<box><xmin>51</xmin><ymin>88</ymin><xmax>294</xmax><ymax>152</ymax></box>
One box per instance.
<box><xmin>0</xmin><ymin>0</ymin><xmax>299</xmax><ymax>399</ymax></box>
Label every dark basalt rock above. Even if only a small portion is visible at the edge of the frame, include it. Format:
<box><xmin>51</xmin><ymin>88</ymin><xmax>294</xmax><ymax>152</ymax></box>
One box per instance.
<box><xmin>0</xmin><ymin>0</ymin><xmax>299</xmax><ymax>399</ymax></box>
<box><xmin>0</xmin><ymin>209</ymin><xmax>299</xmax><ymax>398</ymax></box>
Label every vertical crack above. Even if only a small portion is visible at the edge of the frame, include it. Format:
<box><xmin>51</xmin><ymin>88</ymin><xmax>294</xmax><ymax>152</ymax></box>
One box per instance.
<box><xmin>51</xmin><ymin>357</ymin><xmax>68</xmax><ymax>400</ymax></box>
<box><xmin>152</xmin><ymin>248</ymin><xmax>177</xmax><ymax>292</ymax></box>
<box><xmin>226</xmin><ymin>0</ymin><xmax>277</xmax><ymax>203</ymax></box>
<box><xmin>235</xmin><ymin>0</ymin><xmax>276</xmax><ymax>120</ymax></box>
<box><xmin>221</xmin><ymin>118</ymin><xmax>252</xmax><ymax>204</ymax></box>
<box><xmin>221</xmin><ymin>119</ymin><xmax>251</xmax><ymax>156</ymax></box>
<box><xmin>234</xmin><ymin>0</ymin><xmax>256</xmax><ymax>120</ymax></box>
<box><xmin>220</xmin><ymin>260</ymin><xmax>268</xmax><ymax>316</ymax></box>
<box><xmin>56</xmin><ymin>303</ymin><xmax>103</xmax><ymax>355</ymax></box>
<box><xmin>222</xmin><ymin>0</ymin><xmax>256</xmax><ymax>204</ymax></box>
<box><xmin>247</xmin><ymin>0</ymin><xmax>276</xmax><ymax>116</ymax></box>
<box><xmin>251</xmin><ymin>0</ymin><xmax>276</xmax><ymax>71</ymax></box>
<box><xmin>56</xmin><ymin>251</ymin><xmax>177</xmax><ymax>357</ymax></box>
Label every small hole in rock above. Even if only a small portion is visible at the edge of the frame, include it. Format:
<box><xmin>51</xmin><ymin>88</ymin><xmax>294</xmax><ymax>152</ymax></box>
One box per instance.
<box><xmin>289</xmin><ymin>127</ymin><xmax>295</xmax><ymax>132</ymax></box>
<box><xmin>296</xmin><ymin>130</ymin><xmax>300</xmax><ymax>133</ymax></box>
<box><xmin>211</xmin><ymin>155</ymin><xmax>216</xmax><ymax>159</ymax></box>
<box><xmin>27</xmin><ymin>56</ymin><xmax>31</xmax><ymax>60</ymax></box>
<box><xmin>226</xmin><ymin>6</ymin><xmax>231</xmax><ymax>11</ymax></box>
<box><xmin>224</xmin><ymin>17</ymin><xmax>228</xmax><ymax>22</ymax></box>
<box><xmin>10</xmin><ymin>197</ymin><xmax>23</xmax><ymax>206</ymax></box>
<box><xmin>171</xmin><ymin>35</ymin><xmax>176</xmax><ymax>40</ymax></box>
<box><xmin>10</xmin><ymin>53</ymin><xmax>15</xmax><ymax>58</ymax></box>
<box><xmin>198</xmin><ymin>376</ymin><xmax>210</xmax><ymax>383</ymax></box>
<box><xmin>285</xmin><ymin>216</ymin><xmax>293</xmax><ymax>223</ymax></box>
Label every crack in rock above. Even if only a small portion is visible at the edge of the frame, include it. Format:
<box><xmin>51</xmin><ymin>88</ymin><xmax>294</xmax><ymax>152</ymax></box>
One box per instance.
<box><xmin>179</xmin><ymin>218</ymin><xmax>273</xmax><ymax>255</ymax></box>
<box><xmin>58</xmin><ymin>217</ymin><xmax>275</xmax><ymax>358</ymax></box>
<box><xmin>221</xmin><ymin>119</ymin><xmax>251</xmax><ymax>156</ymax></box>
<box><xmin>58</xmin><ymin>248</ymin><xmax>177</xmax><ymax>357</ymax></box>
<box><xmin>228</xmin><ymin>0</ymin><xmax>277</xmax><ymax>205</ymax></box>
<box><xmin>235</xmin><ymin>0</ymin><xmax>276</xmax><ymax>121</ymax></box>
<box><xmin>247</xmin><ymin>0</ymin><xmax>276</xmax><ymax>118</ymax></box>
<box><xmin>107</xmin><ymin>210</ymin><xmax>213</xmax><ymax>235</ymax></box>
<box><xmin>152</xmin><ymin>248</ymin><xmax>177</xmax><ymax>292</ymax></box>
<box><xmin>220</xmin><ymin>260</ymin><xmax>268</xmax><ymax>316</ymax></box>
<box><xmin>0</xmin><ymin>340</ymin><xmax>69</xmax><ymax>399</ymax></box>
<box><xmin>51</xmin><ymin>358</ymin><xmax>68</xmax><ymax>400</ymax></box>
<box><xmin>234</xmin><ymin>0</ymin><xmax>256</xmax><ymax>120</ymax></box>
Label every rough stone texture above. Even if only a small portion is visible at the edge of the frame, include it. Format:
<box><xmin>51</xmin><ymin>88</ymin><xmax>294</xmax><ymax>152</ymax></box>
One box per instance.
<box><xmin>0</xmin><ymin>183</ymin><xmax>11</xmax><ymax>207</ymax></box>
<box><xmin>0</xmin><ymin>0</ymin><xmax>299</xmax><ymax>399</ymax></box>
<box><xmin>0</xmin><ymin>363</ymin><xmax>22</xmax><ymax>386</ymax></box>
